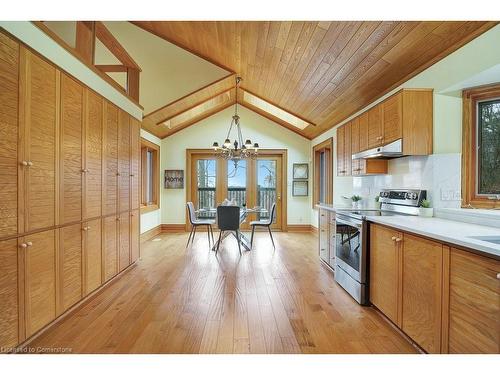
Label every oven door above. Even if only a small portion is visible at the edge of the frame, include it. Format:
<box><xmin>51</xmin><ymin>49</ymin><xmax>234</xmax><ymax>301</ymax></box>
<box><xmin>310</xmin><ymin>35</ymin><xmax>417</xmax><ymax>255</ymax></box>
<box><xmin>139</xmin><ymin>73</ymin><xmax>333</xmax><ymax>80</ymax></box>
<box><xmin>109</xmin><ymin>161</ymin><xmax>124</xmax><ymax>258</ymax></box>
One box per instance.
<box><xmin>335</xmin><ymin>214</ymin><xmax>365</xmax><ymax>283</ymax></box>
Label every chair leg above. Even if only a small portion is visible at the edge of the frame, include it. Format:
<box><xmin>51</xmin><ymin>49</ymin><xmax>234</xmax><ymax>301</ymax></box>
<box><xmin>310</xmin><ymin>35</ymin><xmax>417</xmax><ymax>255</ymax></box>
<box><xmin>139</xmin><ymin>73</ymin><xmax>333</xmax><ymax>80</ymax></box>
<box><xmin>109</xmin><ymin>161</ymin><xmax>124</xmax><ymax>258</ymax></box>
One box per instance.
<box><xmin>210</xmin><ymin>225</ymin><xmax>215</xmax><ymax>243</ymax></box>
<box><xmin>216</xmin><ymin>231</ymin><xmax>223</xmax><ymax>253</ymax></box>
<box><xmin>236</xmin><ymin>230</ymin><xmax>242</xmax><ymax>255</ymax></box>
<box><xmin>250</xmin><ymin>225</ymin><xmax>256</xmax><ymax>248</ymax></box>
<box><xmin>267</xmin><ymin>226</ymin><xmax>275</xmax><ymax>249</ymax></box>
<box><xmin>192</xmin><ymin>225</ymin><xmax>197</xmax><ymax>244</ymax></box>
<box><xmin>206</xmin><ymin>225</ymin><xmax>211</xmax><ymax>246</ymax></box>
<box><xmin>186</xmin><ymin>226</ymin><xmax>194</xmax><ymax>247</ymax></box>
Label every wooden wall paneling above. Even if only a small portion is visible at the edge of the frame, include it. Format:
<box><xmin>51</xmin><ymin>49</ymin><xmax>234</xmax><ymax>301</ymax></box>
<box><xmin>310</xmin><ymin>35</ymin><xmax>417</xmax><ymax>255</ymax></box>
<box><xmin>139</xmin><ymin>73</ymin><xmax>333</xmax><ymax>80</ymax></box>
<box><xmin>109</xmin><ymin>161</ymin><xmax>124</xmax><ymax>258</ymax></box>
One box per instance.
<box><xmin>402</xmin><ymin>89</ymin><xmax>433</xmax><ymax>155</ymax></box>
<box><xmin>0</xmin><ymin>32</ymin><xmax>19</xmax><ymax>238</ymax></box>
<box><xmin>118</xmin><ymin>212</ymin><xmax>130</xmax><ymax>271</ymax></box>
<box><xmin>24</xmin><ymin>229</ymin><xmax>57</xmax><ymax>337</ymax></box>
<box><xmin>118</xmin><ymin>110</ymin><xmax>130</xmax><ymax>213</ymax></box>
<box><xmin>367</xmin><ymin>105</ymin><xmax>383</xmax><ymax>148</ymax></box>
<box><xmin>401</xmin><ymin>233</ymin><xmax>443</xmax><ymax>354</ymax></box>
<box><xmin>130</xmin><ymin>210</ymin><xmax>140</xmax><ymax>262</ymax></box>
<box><xmin>103</xmin><ymin>102</ymin><xmax>118</xmax><ymax>216</ymax></box>
<box><xmin>0</xmin><ymin>238</ymin><xmax>19</xmax><ymax>348</ymax></box>
<box><xmin>130</xmin><ymin>117</ymin><xmax>141</xmax><ymax>210</ymax></box>
<box><xmin>58</xmin><ymin>223</ymin><xmax>83</xmax><ymax>315</ymax></box>
<box><xmin>84</xmin><ymin>89</ymin><xmax>103</xmax><ymax>220</ymax></box>
<box><xmin>20</xmin><ymin>47</ymin><xmax>59</xmax><ymax>233</ymax></box>
<box><xmin>358</xmin><ymin>112</ymin><xmax>369</xmax><ymax>151</ymax></box>
<box><xmin>103</xmin><ymin>216</ymin><xmax>118</xmax><ymax>282</ymax></box>
<box><xmin>83</xmin><ymin>218</ymin><xmax>102</xmax><ymax>295</ymax></box>
<box><xmin>60</xmin><ymin>73</ymin><xmax>83</xmax><ymax>224</ymax></box>
<box><xmin>448</xmin><ymin>248</ymin><xmax>500</xmax><ymax>353</ymax></box>
<box><xmin>382</xmin><ymin>91</ymin><xmax>403</xmax><ymax>144</ymax></box>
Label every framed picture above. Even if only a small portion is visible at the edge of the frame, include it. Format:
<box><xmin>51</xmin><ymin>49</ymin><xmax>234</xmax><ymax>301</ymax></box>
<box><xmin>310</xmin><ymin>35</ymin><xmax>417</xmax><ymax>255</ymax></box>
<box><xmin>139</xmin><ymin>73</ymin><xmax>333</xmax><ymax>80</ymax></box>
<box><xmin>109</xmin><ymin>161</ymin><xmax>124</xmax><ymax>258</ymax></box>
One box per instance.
<box><xmin>164</xmin><ymin>170</ymin><xmax>184</xmax><ymax>189</ymax></box>
<box><xmin>292</xmin><ymin>180</ymin><xmax>308</xmax><ymax>197</ymax></box>
<box><xmin>293</xmin><ymin>163</ymin><xmax>309</xmax><ymax>179</ymax></box>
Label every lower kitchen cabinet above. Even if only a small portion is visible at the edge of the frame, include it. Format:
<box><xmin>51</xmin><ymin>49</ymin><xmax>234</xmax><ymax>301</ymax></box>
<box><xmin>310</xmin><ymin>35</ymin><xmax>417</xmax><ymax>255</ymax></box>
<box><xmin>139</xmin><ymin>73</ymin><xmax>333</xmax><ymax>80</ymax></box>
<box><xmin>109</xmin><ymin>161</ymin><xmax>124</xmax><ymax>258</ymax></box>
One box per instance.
<box><xmin>24</xmin><ymin>229</ymin><xmax>57</xmax><ymax>337</ymax></box>
<box><xmin>103</xmin><ymin>216</ymin><xmax>118</xmax><ymax>282</ymax></box>
<box><xmin>369</xmin><ymin>224</ymin><xmax>402</xmax><ymax>325</ymax></box>
<box><xmin>319</xmin><ymin>209</ymin><xmax>329</xmax><ymax>264</ymax></box>
<box><xmin>0</xmin><ymin>238</ymin><xmax>19</xmax><ymax>348</ymax></box>
<box><xmin>83</xmin><ymin>218</ymin><xmax>102</xmax><ymax>296</ymax></box>
<box><xmin>130</xmin><ymin>210</ymin><xmax>140</xmax><ymax>262</ymax></box>
<box><xmin>401</xmin><ymin>234</ymin><xmax>443</xmax><ymax>354</ymax></box>
<box><xmin>119</xmin><ymin>212</ymin><xmax>131</xmax><ymax>271</ymax></box>
<box><xmin>448</xmin><ymin>248</ymin><xmax>500</xmax><ymax>353</ymax></box>
<box><xmin>59</xmin><ymin>224</ymin><xmax>83</xmax><ymax>314</ymax></box>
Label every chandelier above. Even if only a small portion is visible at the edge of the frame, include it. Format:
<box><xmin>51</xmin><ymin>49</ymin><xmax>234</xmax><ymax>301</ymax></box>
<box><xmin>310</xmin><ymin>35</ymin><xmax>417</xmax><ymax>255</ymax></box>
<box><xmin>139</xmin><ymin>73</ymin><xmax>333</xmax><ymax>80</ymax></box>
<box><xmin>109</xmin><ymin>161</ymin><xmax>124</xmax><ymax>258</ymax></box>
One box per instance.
<box><xmin>212</xmin><ymin>77</ymin><xmax>259</xmax><ymax>159</ymax></box>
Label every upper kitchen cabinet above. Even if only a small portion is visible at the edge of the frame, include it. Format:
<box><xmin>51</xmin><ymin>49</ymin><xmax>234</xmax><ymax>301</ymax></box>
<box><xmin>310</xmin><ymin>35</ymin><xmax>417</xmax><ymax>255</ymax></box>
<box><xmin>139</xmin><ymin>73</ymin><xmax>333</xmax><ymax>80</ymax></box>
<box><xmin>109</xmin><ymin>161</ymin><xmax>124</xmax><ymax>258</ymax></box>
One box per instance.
<box><xmin>350</xmin><ymin>116</ymin><xmax>388</xmax><ymax>176</ymax></box>
<box><xmin>382</xmin><ymin>92</ymin><xmax>403</xmax><ymax>144</ymax></box>
<box><xmin>367</xmin><ymin>105</ymin><xmax>383</xmax><ymax>149</ymax></box>
<box><xmin>336</xmin><ymin>122</ymin><xmax>351</xmax><ymax>177</ymax></box>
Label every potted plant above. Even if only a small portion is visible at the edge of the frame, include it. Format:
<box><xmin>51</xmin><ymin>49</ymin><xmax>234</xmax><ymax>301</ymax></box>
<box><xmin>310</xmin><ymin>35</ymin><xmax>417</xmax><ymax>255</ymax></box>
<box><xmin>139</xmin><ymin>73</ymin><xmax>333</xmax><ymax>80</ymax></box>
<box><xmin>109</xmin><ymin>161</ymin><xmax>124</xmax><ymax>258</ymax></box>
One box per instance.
<box><xmin>351</xmin><ymin>195</ymin><xmax>362</xmax><ymax>209</ymax></box>
<box><xmin>374</xmin><ymin>195</ymin><xmax>381</xmax><ymax>209</ymax></box>
<box><xmin>419</xmin><ymin>199</ymin><xmax>433</xmax><ymax>217</ymax></box>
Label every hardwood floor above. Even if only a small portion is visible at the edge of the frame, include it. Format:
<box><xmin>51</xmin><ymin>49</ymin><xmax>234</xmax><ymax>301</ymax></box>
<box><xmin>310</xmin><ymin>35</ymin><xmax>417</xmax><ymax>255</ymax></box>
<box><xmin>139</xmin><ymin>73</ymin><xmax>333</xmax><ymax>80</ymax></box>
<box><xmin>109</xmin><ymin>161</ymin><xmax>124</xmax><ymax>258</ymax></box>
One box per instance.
<box><xmin>26</xmin><ymin>231</ymin><xmax>418</xmax><ymax>353</ymax></box>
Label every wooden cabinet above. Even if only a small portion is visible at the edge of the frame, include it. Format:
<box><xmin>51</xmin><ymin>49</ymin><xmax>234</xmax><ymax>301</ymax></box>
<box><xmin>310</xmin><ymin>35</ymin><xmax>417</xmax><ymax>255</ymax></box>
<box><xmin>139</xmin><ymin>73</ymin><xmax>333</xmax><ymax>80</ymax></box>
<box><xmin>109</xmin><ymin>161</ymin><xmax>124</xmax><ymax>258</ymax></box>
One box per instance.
<box><xmin>382</xmin><ymin>92</ymin><xmax>403</xmax><ymax>144</ymax></box>
<box><xmin>60</xmin><ymin>73</ymin><xmax>84</xmax><ymax>224</ymax></box>
<box><xmin>0</xmin><ymin>32</ymin><xmax>19</xmax><ymax>238</ymax></box>
<box><xmin>130</xmin><ymin>117</ymin><xmax>141</xmax><ymax>210</ymax></box>
<box><xmin>369</xmin><ymin>224</ymin><xmax>402</xmax><ymax>324</ymax></box>
<box><xmin>83</xmin><ymin>218</ymin><xmax>102</xmax><ymax>296</ymax></box>
<box><xmin>358</xmin><ymin>112</ymin><xmax>369</xmax><ymax>152</ymax></box>
<box><xmin>119</xmin><ymin>212</ymin><xmax>130</xmax><ymax>271</ymax></box>
<box><xmin>103</xmin><ymin>216</ymin><xmax>118</xmax><ymax>282</ymax></box>
<box><xmin>83</xmin><ymin>89</ymin><xmax>103</xmax><ymax>220</ymax></box>
<box><xmin>319</xmin><ymin>209</ymin><xmax>329</xmax><ymax>264</ymax></box>
<box><xmin>0</xmin><ymin>239</ymin><xmax>19</xmax><ymax>348</ymax></box>
<box><xmin>118</xmin><ymin>110</ymin><xmax>130</xmax><ymax>213</ymax></box>
<box><xmin>401</xmin><ymin>89</ymin><xmax>433</xmax><ymax>155</ymax></box>
<box><xmin>401</xmin><ymin>234</ymin><xmax>443</xmax><ymax>354</ymax></box>
<box><xmin>336</xmin><ymin>122</ymin><xmax>351</xmax><ymax>176</ymax></box>
<box><xmin>103</xmin><ymin>102</ymin><xmax>118</xmax><ymax>216</ymax></box>
<box><xmin>24</xmin><ymin>229</ymin><xmax>57</xmax><ymax>337</ymax></box>
<box><xmin>130</xmin><ymin>210</ymin><xmax>140</xmax><ymax>262</ymax></box>
<box><xmin>448</xmin><ymin>248</ymin><xmax>500</xmax><ymax>353</ymax></box>
<box><xmin>58</xmin><ymin>224</ymin><xmax>83</xmax><ymax>314</ymax></box>
<box><xmin>367</xmin><ymin>105</ymin><xmax>383</xmax><ymax>148</ymax></box>
<box><xmin>351</xmin><ymin>116</ymin><xmax>388</xmax><ymax>175</ymax></box>
<box><xmin>19</xmin><ymin>48</ymin><xmax>59</xmax><ymax>233</ymax></box>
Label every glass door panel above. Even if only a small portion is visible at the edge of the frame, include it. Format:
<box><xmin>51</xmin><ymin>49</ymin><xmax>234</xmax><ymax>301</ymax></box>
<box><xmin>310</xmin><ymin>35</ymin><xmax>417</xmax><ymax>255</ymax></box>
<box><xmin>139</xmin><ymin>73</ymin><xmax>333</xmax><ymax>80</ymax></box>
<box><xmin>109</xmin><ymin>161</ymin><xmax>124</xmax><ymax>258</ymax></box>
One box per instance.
<box><xmin>256</xmin><ymin>159</ymin><xmax>276</xmax><ymax>223</ymax></box>
<box><xmin>227</xmin><ymin>159</ymin><xmax>247</xmax><ymax>207</ymax></box>
<box><xmin>196</xmin><ymin>159</ymin><xmax>217</xmax><ymax>219</ymax></box>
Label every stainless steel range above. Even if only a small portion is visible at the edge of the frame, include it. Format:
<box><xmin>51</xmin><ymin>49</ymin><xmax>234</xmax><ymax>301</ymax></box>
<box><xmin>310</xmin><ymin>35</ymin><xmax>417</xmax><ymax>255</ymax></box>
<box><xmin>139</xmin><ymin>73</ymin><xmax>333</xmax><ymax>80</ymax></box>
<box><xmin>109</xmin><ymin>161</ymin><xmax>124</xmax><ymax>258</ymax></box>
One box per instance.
<box><xmin>333</xmin><ymin>188</ymin><xmax>426</xmax><ymax>305</ymax></box>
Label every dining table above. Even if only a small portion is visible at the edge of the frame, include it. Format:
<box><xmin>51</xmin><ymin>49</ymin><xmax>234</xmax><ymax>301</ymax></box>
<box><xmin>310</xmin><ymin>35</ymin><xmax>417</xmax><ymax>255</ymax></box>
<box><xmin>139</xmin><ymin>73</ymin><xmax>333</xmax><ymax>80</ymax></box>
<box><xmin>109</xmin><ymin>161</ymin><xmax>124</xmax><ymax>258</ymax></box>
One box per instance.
<box><xmin>196</xmin><ymin>207</ymin><xmax>268</xmax><ymax>251</ymax></box>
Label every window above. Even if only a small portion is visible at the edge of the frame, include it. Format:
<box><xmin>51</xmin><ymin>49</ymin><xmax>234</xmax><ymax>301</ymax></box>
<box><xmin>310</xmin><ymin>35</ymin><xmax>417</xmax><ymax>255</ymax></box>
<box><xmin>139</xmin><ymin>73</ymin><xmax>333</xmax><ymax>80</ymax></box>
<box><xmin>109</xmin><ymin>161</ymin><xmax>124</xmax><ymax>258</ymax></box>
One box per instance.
<box><xmin>313</xmin><ymin>138</ymin><xmax>333</xmax><ymax>206</ymax></box>
<box><xmin>462</xmin><ymin>84</ymin><xmax>500</xmax><ymax>208</ymax></box>
<box><xmin>141</xmin><ymin>138</ymin><xmax>160</xmax><ymax>212</ymax></box>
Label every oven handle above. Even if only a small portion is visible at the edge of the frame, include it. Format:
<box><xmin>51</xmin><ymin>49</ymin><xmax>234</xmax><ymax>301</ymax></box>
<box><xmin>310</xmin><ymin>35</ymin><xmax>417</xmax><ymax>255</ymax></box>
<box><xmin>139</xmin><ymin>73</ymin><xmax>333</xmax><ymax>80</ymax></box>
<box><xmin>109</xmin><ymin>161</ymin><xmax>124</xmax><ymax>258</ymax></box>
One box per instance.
<box><xmin>335</xmin><ymin>216</ymin><xmax>363</xmax><ymax>228</ymax></box>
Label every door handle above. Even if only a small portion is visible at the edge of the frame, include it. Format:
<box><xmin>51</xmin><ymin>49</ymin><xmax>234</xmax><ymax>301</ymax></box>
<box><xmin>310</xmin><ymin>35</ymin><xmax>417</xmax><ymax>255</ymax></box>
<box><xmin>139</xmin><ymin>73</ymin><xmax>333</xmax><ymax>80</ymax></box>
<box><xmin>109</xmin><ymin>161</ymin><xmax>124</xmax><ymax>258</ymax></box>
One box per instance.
<box><xmin>277</xmin><ymin>194</ymin><xmax>281</xmax><ymax>200</ymax></box>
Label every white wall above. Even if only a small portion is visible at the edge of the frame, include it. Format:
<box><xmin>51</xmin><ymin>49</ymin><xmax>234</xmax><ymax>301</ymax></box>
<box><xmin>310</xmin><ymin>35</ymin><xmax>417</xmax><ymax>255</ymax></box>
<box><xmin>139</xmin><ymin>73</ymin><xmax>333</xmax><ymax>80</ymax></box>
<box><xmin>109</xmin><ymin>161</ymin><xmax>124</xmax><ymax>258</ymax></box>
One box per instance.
<box><xmin>140</xmin><ymin>130</ymin><xmax>162</xmax><ymax>234</ymax></box>
<box><xmin>161</xmin><ymin>106</ymin><xmax>312</xmax><ymax>226</ymax></box>
<box><xmin>310</xmin><ymin>24</ymin><xmax>500</xmax><ymax>227</ymax></box>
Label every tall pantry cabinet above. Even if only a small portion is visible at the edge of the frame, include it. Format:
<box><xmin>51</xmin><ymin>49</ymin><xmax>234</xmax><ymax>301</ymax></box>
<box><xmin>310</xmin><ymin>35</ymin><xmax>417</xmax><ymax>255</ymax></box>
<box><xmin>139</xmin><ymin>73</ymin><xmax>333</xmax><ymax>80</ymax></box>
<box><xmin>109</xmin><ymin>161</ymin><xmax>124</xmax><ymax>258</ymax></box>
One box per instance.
<box><xmin>0</xmin><ymin>29</ymin><xmax>141</xmax><ymax>349</ymax></box>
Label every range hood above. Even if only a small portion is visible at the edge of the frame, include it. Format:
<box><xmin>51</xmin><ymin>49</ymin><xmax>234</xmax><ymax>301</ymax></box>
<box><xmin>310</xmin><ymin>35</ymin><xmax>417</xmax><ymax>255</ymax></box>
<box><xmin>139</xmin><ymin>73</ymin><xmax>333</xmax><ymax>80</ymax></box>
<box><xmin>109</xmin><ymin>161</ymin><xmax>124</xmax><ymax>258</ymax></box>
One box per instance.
<box><xmin>352</xmin><ymin>139</ymin><xmax>403</xmax><ymax>160</ymax></box>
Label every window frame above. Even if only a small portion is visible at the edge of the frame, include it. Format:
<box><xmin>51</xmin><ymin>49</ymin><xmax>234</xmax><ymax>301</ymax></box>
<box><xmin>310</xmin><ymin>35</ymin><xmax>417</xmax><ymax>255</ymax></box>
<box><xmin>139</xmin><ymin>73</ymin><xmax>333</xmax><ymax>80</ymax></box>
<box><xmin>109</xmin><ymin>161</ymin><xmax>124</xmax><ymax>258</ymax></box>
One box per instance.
<box><xmin>140</xmin><ymin>137</ymin><xmax>160</xmax><ymax>213</ymax></box>
<box><xmin>462</xmin><ymin>83</ymin><xmax>500</xmax><ymax>209</ymax></box>
<box><xmin>312</xmin><ymin>138</ymin><xmax>333</xmax><ymax>207</ymax></box>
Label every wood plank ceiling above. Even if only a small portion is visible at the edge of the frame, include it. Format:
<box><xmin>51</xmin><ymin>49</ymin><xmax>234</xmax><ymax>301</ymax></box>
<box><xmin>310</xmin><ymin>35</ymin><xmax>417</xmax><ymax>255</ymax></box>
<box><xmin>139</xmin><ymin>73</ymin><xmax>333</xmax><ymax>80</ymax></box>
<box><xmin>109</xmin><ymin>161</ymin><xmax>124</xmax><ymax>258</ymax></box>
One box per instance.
<box><xmin>135</xmin><ymin>21</ymin><xmax>497</xmax><ymax>139</ymax></box>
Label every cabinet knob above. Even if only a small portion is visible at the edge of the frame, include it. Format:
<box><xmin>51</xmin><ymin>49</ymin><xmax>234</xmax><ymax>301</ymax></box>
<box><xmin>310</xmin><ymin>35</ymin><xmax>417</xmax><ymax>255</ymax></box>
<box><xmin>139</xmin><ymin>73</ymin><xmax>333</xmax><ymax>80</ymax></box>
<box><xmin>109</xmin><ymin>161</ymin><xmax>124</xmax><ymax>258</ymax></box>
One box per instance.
<box><xmin>27</xmin><ymin>161</ymin><xmax>33</xmax><ymax>166</ymax></box>
<box><xmin>20</xmin><ymin>243</ymin><xmax>28</xmax><ymax>248</ymax></box>
<box><xmin>27</xmin><ymin>241</ymin><xmax>33</xmax><ymax>246</ymax></box>
<box><xmin>21</xmin><ymin>161</ymin><xmax>28</xmax><ymax>166</ymax></box>
<box><xmin>395</xmin><ymin>238</ymin><xmax>402</xmax><ymax>242</ymax></box>
<box><xmin>391</xmin><ymin>236</ymin><xmax>397</xmax><ymax>241</ymax></box>
<box><xmin>130</xmin><ymin>174</ymin><xmax>135</xmax><ymax>177</ymax></box>
<box><xmin>82</xmin><ymin>226</ymin><xmax>88</xmax><ymax>231</ymax></box>
<box><xmin>497</xmin><ymin>273</ymin><xmax>500</xmax><ymax>280</ymax></box>
<box><xmin>82</xmin><ymin>169</ymin><xmax>90</xmax><ymax>173</ymax></box>
<box><xmin>116</xmin><ymin>172</ymin><xmax>121</xmax><ymax>176</ymax></box>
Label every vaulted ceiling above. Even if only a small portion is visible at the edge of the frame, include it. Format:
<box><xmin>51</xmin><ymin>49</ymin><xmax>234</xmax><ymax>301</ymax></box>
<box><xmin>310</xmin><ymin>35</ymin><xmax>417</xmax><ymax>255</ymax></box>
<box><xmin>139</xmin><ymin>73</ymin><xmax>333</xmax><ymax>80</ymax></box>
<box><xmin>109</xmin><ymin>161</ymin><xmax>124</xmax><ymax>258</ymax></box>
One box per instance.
<box><xmin>135</xmin><ymin>21</ymin><xmax>497</xmax><ymax>139</ymax></box>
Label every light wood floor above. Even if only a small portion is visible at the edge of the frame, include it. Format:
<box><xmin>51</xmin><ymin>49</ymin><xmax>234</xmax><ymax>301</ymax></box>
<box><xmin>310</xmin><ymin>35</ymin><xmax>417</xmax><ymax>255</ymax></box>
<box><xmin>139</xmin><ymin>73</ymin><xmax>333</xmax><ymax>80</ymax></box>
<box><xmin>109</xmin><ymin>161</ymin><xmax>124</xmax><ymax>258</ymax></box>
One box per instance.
<box><xmin>27</xmin><ymin>231</ymin><xmax>418</xmax><ymax>353</ymax></box>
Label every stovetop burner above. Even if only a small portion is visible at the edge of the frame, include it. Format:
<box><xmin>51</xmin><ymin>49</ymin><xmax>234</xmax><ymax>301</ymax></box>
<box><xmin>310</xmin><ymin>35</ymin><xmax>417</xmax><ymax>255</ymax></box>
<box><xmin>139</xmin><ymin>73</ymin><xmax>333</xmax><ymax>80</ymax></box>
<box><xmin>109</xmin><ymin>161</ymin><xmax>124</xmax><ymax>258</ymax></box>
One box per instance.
<box><xmin>336</xmin><ymin>209</ymin><xmax>409</xmax><ymax>219</ymax></box>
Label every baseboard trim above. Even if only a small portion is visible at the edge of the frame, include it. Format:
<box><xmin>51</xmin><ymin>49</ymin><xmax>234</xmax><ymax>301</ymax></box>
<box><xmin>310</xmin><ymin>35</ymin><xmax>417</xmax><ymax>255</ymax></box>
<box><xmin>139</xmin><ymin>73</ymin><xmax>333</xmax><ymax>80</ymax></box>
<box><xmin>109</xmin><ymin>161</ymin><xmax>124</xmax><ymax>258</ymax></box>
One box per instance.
<box><xmin>161</xmin><ymin>224</ymin><xmax>186</xmax><ymax>233</ymax></box>
<box><xmin>140</xmin><ymin>225</ymin><xmax>162</xmax><ymax>242</ymax></box>
<box><xmin>287</xmin><ymin>224</ymin><xmax>314</xmax><ymax>232</ymax></box>
<box><xmin>311</xmin><ymin>225</ymin><xmax>318</xmax><ymax>234</ymax></box>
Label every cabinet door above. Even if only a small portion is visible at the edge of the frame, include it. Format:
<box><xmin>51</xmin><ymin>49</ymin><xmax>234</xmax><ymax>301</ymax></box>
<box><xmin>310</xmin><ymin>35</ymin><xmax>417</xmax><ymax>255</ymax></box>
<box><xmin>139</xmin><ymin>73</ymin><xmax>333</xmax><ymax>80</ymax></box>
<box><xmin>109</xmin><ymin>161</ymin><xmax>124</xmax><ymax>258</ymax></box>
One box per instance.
<box><xmin>84</xmin><ymin>90</ymin><xmax>103</xmax><ymax>220</ymax></box>
<box><xmin>449</xmin><ymin>248</ymin><xmax>500</xmax><ymax>353</ymax></box>
<box><xmin>103</xmin><ymin>102</ymin><xmax>118</xmax><ymax>215</ymax></box>
<box><xmin>60</xmin><ymin>73</ymin><xmax>83</xmax><ymax>224</ymax></box>
<box><xmin>83</xmin><ymin>218</ymin><xmax>102</xmax><ymax>295</ymax></box>
<box><xmin>21</xmin><ymin>48</ymin><xmax>58</xmax><ymax>232</ymax></box>
<box><xmin>351</xmin><ymin>117</ymin><xmax>360</xmax><ymax>155</ymax></box>
<box><xmin>25</xmin><ymin>229</ymin><xmax>56</xmax><ymax>337</ymax></box>
<box><xmin>130</xmin><ymin>117</ymin><xmax>141</xmax><ymax>210</ymax></box>
<box><xmin>369</xmin><ymin>224</ymin><xmax>401</xmax><ymax>324</ymax></box>
<box><xmin>318</xmin><ymin>209</ymin><xmax>329</xmax><ymax>263</ymax></box>
<box><xmin>344</xmin><ymin>122</ymin><xmax>351</xmax><ymax>177</ymax></box>
<box><xmin>401</xmin><ymin>234</ymin><xmax>443</xmax><ymax>353</ymax></box>
<box><xmin>118</xmin><ymin>110</ymin><xmax>130</xmax><ymax>213</ymax></box>
<box><xmin>119</xmin><ymin>212</ymin><xmax>130</xmax><ymax>271</ymax></box>
<box><xmin>336</xmin><ymin>125</ymin><xmax>345</xmax><ymax>176</ymax></box>
<box><xmin>358</xmin><ymin>112</ymin><xmax>369</xmax><ymax>151</ymax></box>
<box><xmin>130</xmin><ymin>210</ymin><xmax>140</xmax><ymax>263</ymax></box>
<box><xmin>0</xmin><ymin>238</ymin><xmax>19</xmax><ymax>348</ymax></box>
<box><xmin>382</xmin><ymin>92</ymin><xmax>403</xmax><ymax>144</ymax></box>
<box><xmin>103</xmin><ymin>216</ymin><xmax>118</xmax><ymax>281</ymax></box>
<box><xmin>367</xmin><ymin>105</ymin><xmax>383</xmax><ymax>148</ymax></box>
<box><xmin>0</xmin><ymin>32</ymin><xmax>19</xmax><ymax>238</ymax></box>
<box><xmin>59</xmin><ymin>224</ymin><xmax>82</xmax><ymax>314</ymax></box>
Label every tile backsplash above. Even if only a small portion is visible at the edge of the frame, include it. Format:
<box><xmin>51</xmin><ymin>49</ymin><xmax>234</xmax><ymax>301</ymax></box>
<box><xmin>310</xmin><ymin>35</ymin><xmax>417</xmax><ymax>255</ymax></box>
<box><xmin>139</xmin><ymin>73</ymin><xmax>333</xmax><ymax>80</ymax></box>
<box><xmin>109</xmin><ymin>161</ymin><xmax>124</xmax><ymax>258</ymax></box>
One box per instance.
<box><xmin>350</xmin><ymin>153</ymin><xmax>462</xmax><ymax>209</ymax></box>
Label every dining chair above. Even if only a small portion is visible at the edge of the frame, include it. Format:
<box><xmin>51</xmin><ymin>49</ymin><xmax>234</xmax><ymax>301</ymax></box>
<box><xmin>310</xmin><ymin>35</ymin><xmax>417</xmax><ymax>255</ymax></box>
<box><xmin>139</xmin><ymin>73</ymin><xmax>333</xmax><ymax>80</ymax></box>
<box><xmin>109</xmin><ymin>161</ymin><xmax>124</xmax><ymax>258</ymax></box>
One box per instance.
<box><xmin>186</xmin><ymin>202</ymin><xmax>215</xmax><ymax>249</ymax></box>
<box><xmin>216</xmin><ymin>205</ymin><xmax>242</xmax><ymax>255</ymax></box>
<box><xmin>250</xmin><ymin>203</ymin><xmax>276</xmax><ymax>249</ymax></box>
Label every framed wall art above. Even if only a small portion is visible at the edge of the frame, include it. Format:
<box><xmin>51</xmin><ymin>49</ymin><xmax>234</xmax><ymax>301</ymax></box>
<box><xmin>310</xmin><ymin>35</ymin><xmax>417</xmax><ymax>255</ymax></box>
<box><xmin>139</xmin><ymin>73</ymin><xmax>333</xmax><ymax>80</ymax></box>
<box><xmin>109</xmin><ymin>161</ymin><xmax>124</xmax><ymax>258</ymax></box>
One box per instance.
<box><xmin>164</xmin><ymin>170</ymin><xmax>184</xmax><ymax>189</ymax></box>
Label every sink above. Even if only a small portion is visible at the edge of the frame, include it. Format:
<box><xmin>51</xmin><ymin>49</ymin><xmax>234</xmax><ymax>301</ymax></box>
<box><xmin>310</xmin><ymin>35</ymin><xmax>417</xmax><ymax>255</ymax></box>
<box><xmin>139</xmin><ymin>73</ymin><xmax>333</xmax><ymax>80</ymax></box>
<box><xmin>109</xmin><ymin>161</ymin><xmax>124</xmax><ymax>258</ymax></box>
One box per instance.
<box><xmin>468</xmin><ymin>236</ymin><xmax>500</xmax><ymax>245</ymax></box>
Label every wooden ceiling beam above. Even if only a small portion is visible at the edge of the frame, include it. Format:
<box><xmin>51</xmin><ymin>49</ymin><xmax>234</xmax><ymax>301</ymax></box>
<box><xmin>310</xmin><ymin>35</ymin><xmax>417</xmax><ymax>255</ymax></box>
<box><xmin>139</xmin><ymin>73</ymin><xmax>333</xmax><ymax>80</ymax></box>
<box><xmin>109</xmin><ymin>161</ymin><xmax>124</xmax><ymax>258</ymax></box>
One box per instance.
<box><xmin>95</xmin><ymin>64</ymin><xmax>128</xmax><ymax>72</ymax></box>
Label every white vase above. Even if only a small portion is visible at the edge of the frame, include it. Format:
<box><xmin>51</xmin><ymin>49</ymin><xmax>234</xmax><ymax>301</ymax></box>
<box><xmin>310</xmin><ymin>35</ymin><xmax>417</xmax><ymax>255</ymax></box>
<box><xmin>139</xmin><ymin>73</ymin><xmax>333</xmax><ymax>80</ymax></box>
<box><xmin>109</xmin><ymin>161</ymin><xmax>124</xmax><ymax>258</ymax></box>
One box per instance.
<box><xmin>418</xmin><ymin>207</ymin><xmax>434</xmax><ymax>217</ymax></box>
<box><xmin>352</xmin><ymin>201</ymin><xmax>362</xmax><ymax>210</ymax></box>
